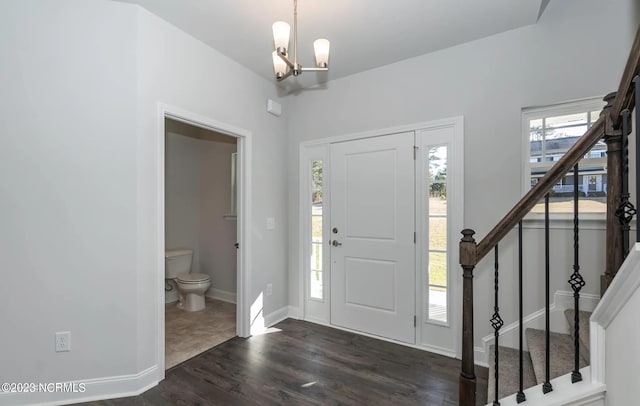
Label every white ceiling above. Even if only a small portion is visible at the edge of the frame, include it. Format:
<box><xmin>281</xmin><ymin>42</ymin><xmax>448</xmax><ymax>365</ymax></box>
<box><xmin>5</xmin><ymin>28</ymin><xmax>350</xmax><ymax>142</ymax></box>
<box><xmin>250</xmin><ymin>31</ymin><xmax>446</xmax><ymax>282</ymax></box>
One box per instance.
<box><xmin>116</xmin><ymin>0</ymin><xmax>548</xmax><ymax>91</ymax></box>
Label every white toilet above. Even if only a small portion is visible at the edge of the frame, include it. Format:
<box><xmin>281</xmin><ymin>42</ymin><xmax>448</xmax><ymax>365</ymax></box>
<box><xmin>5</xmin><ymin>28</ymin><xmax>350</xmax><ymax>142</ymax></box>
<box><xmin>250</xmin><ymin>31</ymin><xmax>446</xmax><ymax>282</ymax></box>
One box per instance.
<box><xmin>165</xmin><ymin>249</ymin><xmax>211</xmax><ymax>312</ymax></box>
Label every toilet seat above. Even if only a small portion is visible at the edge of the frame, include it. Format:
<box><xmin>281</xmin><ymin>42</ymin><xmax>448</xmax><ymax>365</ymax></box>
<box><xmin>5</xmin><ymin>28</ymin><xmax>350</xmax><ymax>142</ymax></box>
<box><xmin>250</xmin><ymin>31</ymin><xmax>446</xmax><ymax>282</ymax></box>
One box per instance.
<box><xmin>177</xmin><ymin>273</ymin><xmax>210</xmax><ymax>284</ymax></box>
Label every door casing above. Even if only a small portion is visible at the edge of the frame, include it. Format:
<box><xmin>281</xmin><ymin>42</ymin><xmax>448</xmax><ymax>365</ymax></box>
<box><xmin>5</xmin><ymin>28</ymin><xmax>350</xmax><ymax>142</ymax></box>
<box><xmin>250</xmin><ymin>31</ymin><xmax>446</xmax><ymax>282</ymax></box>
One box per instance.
<box><xmin>156</xmin><ymin>103</ymin><xmax>253</xmax><ymax>377</ymax></box>
<box><xmin>298</xmin><ymin>117</ymin><xmax>464</xmax><ymax>357</ymax></box>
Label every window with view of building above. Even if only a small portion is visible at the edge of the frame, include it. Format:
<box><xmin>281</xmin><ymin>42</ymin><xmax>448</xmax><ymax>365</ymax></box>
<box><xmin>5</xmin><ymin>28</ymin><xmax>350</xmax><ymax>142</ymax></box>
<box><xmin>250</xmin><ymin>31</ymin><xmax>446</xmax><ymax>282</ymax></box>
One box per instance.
<box><xmin>523</xmin><ymin>97</ymin><xmax>606</xmax><ymax>214</ymax></box>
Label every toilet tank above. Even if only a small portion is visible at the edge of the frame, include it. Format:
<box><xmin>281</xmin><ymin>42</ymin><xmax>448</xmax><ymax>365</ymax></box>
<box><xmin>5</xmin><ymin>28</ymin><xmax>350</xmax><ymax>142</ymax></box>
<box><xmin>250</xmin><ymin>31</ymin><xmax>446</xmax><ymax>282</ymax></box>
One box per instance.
<box><xmin>165</xmin><ymin>249</ymin><xmax>193</xmax><ymax>279</ymax></box>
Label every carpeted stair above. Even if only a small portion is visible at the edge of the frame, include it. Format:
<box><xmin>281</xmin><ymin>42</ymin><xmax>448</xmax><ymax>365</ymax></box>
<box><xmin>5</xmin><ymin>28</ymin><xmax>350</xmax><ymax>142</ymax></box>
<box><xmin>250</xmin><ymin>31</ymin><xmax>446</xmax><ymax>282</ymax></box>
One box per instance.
<box><xmin>564</xmin><ymin>309</ymin><xmax>591</xmax><ymax>364</ymax></box>
<box><xmin>487</xmin><ymin>310</ymin><xmax>592</xmax><ymax>403</ymax></box>
<box><xmin>487</xmin><ymin>345</ymin><xmax>536</xmax><ymax>401</ymax></box>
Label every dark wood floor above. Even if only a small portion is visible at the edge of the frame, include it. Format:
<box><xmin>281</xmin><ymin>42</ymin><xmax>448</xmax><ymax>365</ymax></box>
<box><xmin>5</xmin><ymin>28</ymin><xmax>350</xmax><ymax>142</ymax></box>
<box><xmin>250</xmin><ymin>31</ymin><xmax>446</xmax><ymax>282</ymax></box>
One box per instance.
<box><xmin>82</xmin><ymin>319</ymin><xmax>488</xmax><ymax>405</ymax></box>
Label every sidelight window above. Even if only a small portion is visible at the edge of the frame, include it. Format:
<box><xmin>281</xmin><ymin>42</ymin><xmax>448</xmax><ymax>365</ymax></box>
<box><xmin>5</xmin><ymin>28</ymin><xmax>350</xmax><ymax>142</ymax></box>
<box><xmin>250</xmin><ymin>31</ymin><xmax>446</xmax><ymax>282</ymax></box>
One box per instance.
<box><xmin>427</xmin><ymin>146</ymin><xmax>448</xmax><ymax>323</ymax></box>
<box><xmin>310</xmin><ymin>160</ymin><xmax>324</xmax><ymax>300</ymax></box>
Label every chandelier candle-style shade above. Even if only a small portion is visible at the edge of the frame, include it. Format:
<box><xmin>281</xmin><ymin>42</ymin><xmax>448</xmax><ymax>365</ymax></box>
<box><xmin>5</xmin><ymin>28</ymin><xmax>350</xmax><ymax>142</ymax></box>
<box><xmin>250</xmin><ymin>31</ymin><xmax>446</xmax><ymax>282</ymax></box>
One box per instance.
<box><xmin>313</xmin><ymin>39</ymin><xmax>330</xmax><ymax>68</ymax></box>
<box><xmin>272</xmin><ymin>51</ymin><xmax>288</xmax><ymax>78</ymax></box>
<box><xmin>272</xmin><ymin>0</ymin><xmax>330</xmax><ymax>81</ymax></box>
<box><xmin>272</xmin><ymin>22</ymin><xmax>290</xmax><ymax>52</ymax></box>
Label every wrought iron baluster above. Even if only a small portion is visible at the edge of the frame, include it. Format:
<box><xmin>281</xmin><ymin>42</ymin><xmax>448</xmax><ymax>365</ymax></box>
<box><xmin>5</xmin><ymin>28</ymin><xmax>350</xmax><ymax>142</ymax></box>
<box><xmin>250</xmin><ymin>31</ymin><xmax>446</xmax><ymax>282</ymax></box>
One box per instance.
<box><xmin>570</xmin><ymin>164</ymin><xmax>585</xmax><ymax>383</ymax></box>
<box><xmin>543</xmin><ymin>193</ymin><xmax>553</xmax><ymax>394</ymax></box>
<box><xmin>633</xmin><ymin>75</ymin><xmax>640</xmax><ymax>242</ymax></box>
<box><xmin>616</xmin><ymin>108</ymin><xmax>636</xmax><ymax>256</ymax></box>
<box><xmin>491</xmin><ymin>244</ymin><xmax>503</xmax><ymax>406</ymax></box>
<box><xmin>516</xmin><ymin>221</ymin><xmax>526</xmax><ymax>403</ymax></box>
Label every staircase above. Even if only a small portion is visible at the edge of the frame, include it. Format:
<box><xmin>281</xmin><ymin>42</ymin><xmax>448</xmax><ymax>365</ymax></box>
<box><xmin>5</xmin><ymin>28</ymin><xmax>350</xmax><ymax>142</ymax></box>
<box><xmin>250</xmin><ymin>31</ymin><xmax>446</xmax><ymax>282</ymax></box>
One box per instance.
<box><xmin>458</xmin><ymin>23</ymin><xmax>640</xmax><ymax>406</ymax></box>
<box><xmin>488</xmin><ymin>310</ymin><xmax>591</xmax><ymax>401</ymax></box>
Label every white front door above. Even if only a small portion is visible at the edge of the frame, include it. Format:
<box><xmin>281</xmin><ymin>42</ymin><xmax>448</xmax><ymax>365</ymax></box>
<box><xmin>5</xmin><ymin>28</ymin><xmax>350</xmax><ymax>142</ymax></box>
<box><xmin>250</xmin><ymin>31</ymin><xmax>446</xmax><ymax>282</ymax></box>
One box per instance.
<box><xmin>329</xmin><ymin>132</ymin><xmax>416</xmax><ymax>344</ymax></box>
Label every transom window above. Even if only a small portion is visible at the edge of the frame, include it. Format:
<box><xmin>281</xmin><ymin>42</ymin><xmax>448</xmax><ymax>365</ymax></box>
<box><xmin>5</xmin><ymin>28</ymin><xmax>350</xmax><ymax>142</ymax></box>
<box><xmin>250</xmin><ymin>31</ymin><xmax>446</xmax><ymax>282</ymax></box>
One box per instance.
<box><xmin>523</xmin><ymin>97</ymin><xmax>606</xmax><ymax>213</ymax></box>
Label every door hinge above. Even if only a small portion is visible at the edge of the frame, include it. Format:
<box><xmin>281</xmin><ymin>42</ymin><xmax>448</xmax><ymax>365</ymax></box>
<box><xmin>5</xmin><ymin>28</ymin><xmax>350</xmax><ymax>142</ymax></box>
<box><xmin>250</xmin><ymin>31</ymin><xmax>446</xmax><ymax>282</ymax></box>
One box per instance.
<box><xmin>413</xmin><ymin>146</ymin><xmax>419</xmax><ymax>160</ymax></box>
<box><xmin>414</xmin><ymin>231</ymin><xmax>416</xmax><ymax>244</ymax></box>
<box><xmin>414</xmin><ymin>315</ymin><xmax>417</xmax><ymax>327</ymax></box>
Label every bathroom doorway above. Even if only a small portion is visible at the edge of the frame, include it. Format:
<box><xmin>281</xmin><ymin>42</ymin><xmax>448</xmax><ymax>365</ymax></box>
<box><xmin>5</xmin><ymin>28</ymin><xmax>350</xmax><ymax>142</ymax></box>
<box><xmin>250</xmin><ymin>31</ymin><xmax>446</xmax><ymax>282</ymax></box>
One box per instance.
<box><xmin>157</xmin><ymin>105</ymin><xmax>252</xmax><ymax>373</ymax></box>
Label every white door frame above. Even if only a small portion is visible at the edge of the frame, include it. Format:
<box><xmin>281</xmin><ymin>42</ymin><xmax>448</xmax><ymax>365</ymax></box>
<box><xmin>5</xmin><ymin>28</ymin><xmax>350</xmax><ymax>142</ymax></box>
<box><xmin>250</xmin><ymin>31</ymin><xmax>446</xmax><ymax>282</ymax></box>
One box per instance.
<box><xmin>414</xmin><ymin>117</ymin><xmax>465</xmax><ymax>358</ymax></box>
<box><xmin>298</xmin><ymin>116</ymin><xmax>463</xmax><ymax>356</ymax></box>
<box><xmin>156</xmin><ymin>103</ymin><xmax>252</xmax><ymax>375</ymax></box>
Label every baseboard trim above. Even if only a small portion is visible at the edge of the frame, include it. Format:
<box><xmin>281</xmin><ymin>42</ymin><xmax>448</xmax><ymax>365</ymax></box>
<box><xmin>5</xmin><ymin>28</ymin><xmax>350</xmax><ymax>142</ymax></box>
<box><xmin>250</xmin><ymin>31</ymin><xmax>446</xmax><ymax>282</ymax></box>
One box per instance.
<box><xmin>0</xmin><ymin>365</ymin><xmax>159</xmax><ymax>406</ymax></box>
<box><xmin>206</xmin><ymin>288</ymin><xmax>237</xmax><ymax>304</ymax></box>
<box><xmin>263</xmin><ymin>306</ymin><xmax>289</xmax><ymax>328</ymax></box>
<box><xmin>287</xmin><ymin>306</ymin><xmax>302</xmax><ymax>320</ymax></box>
<box><xmin>418</xmin><ymin>343</ymin><xmax>458</xmax><ymax>359</ymax></box>
<box><xmin>304</xmin><ymin>315</ymin><xmax>329</xmax><ymax>325</ymax></box>
<box><xmin>474</xmin><ymin>346</ymin><xmax>489</xmax><ymax>368</ymax></box>
<box><xmin>555</xmin><ymin>291</ymin><xmax>600</xmax><ymax>312</ymax></box>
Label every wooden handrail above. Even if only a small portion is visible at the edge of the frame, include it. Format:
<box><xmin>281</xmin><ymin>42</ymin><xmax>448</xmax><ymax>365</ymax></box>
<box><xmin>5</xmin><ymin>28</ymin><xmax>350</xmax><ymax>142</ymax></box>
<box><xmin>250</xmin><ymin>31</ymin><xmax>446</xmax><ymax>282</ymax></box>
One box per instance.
<box><xmin>475</xmin><ymin>117</ymin><xmax>606</xmax><ymax>261</ymax></box>
<box><xmin>475</xmin><ymin>24</ymin><xmax>640</xmax><ymax>262</ymax></box>
<box><xmin>611</xmin><ymin>26</ymin><xmax>640</xmax><ymax>126</ymax></box>
<box><xmin>459</xmin><ymin>23</ymin><xmax>640</xmax><ymax>406</ymax></box>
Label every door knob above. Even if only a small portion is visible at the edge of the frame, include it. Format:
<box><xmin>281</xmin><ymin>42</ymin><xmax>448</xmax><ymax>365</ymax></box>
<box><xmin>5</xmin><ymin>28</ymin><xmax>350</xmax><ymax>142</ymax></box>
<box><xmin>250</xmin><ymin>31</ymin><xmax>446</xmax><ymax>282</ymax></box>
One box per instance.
<box><xmin>332</xmin><ymin>240</ymin><xmax>342</xmax><ymax>247</ymax></box>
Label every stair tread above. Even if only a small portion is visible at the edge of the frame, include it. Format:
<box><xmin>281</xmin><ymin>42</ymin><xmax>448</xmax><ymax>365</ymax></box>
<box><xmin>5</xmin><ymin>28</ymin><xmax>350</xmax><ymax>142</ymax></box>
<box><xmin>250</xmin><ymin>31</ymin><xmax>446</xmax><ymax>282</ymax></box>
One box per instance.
<box><xmin>487</xmin><ymin>345</ymin><xmax>537</xmax><ymax>402</ymax></box>
<box><xmin>564</xmin><ymin>309</ymin><xmax>591</xmax><ymax>363</ymax></box>
<box><xmin>526</xmin><ymin>328</ymin><xmax>588</xmax><ymax>385</ymax></box>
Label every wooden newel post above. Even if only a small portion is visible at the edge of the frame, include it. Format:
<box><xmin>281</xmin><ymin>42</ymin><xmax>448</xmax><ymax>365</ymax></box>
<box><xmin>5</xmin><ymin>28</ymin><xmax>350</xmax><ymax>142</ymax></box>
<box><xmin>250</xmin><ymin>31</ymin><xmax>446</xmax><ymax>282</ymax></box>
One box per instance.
<box><xmin>602</xmin><ymin>92</ymin><xmax>624</xmax><ymax>294</ymax></box>
<box><xmin>459</xmin><ymin>229</ymin><xmax>478</xmax><ymax>406</ymax></box>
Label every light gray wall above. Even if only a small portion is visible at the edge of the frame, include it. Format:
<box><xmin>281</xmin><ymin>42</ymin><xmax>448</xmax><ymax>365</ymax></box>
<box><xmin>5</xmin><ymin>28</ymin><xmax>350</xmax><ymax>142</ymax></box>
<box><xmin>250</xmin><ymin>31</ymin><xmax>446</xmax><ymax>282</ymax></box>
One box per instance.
<box><xmin>199</xmin><ymin>139</ymin><xmax>238</xmax><ymax>295</ymax></box>
<box><xmin>0</xmin><ymin>0</ymin><xmax>139</xmax><ymax>384</ymax></box>
<box><xmin>1</xmin><ymin>0</ymin><xmax>638</xmax><ymax>402</ymax></box>
<box><xmin>0</xmin><ymin>0</ymin><xmax>288</xmax><ymax>402</ymax></box>
<box><xmin>135</xmin><ymin>2</ymin><xmax>289</xmax><ymax>374</ymax></box>
<box><xmin>165</xmin><ymin>128</ymin><xmax>238</xmax><ymax>302</ymax></box>
<box><xmin>165</xmin><ymin>131</ymin><xmax>202</xmax><ymax>279</ymax></box>
<box><xmin>286</xmin><ymin>0</ymin><xmax>639</xmax><ymax>349</ymax></box>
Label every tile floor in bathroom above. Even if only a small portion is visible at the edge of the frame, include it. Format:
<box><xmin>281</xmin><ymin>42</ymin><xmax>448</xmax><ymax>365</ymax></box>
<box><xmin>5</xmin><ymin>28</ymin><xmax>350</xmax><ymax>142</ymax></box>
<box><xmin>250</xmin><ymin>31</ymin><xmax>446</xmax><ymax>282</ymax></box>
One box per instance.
<box><xmin>165</xmin><ymin>297</ymin><xmax>236</xmax><ymax>369</ymax></box>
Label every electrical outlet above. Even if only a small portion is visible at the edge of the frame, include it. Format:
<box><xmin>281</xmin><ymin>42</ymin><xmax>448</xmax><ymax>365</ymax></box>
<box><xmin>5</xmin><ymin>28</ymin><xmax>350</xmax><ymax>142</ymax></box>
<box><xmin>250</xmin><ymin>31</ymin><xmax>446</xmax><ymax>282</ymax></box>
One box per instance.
<box><xmin>55</xmin><ymin>332</ymin><xmax>71</xmax><ymax>352</ymax></box>
<box><xmin>266</xmin><ymin>217</ymin><xmax>275</xmax><ymax>230</ymax></box>
<box><xmin>266</xmin><ymin>283</ymin><xmax>273</xmax><ymax>296</ymax></box>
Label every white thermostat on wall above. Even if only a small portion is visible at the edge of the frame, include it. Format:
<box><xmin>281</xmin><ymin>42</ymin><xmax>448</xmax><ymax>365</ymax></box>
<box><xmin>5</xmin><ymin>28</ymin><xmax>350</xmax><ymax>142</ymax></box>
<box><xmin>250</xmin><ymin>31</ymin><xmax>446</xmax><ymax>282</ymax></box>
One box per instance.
<box><xmin>267</xmin><ymin>99</ymin><xmax>282</xmax><ymax>117</ymax></box>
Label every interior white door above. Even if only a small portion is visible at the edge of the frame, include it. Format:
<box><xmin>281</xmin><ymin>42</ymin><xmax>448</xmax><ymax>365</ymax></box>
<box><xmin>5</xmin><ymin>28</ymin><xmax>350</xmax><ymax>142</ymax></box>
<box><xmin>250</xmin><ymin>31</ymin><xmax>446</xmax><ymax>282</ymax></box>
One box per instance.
<box><xmin>330</xmin><ymin>132</ymin><xmax>416</xmax><ymax>344</ymax></box>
